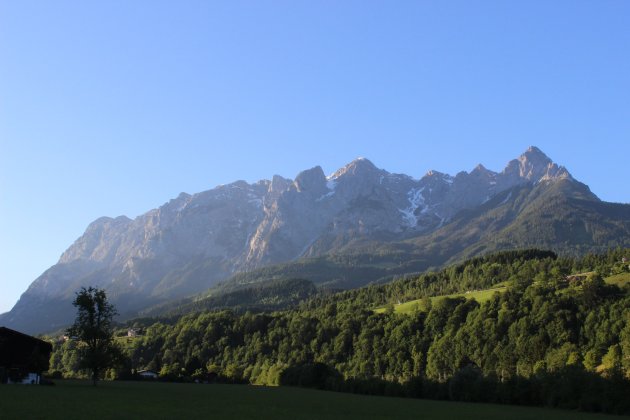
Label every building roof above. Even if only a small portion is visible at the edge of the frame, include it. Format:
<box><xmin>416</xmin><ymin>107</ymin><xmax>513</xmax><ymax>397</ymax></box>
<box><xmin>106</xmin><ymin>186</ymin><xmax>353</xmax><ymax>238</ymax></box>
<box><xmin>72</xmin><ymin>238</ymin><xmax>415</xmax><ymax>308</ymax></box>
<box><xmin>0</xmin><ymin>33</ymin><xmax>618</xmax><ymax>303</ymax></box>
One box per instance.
<box><xmin>0</xmin><ymin>327</ymin><xmax>53</xmax><ymax>350</ymax></box>
<box><xmin>0</xmin><ymin>326</ymin><xmax>53</xmax><ymax>370</ymax></box>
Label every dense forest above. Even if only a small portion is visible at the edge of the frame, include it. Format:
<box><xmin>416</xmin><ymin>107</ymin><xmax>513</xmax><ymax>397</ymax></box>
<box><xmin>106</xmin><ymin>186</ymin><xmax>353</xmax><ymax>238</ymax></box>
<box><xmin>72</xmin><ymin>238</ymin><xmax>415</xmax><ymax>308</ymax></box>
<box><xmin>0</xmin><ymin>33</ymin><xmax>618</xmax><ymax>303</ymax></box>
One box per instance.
<box><xmin>48</xmin><ymin>248</ymin><xmax>630</xmax><ymax>414</ymax></box>
<box><xmin>138</xmin><ymin>278</ymin><xmax>318</xmax><ymax>317</ymax></box>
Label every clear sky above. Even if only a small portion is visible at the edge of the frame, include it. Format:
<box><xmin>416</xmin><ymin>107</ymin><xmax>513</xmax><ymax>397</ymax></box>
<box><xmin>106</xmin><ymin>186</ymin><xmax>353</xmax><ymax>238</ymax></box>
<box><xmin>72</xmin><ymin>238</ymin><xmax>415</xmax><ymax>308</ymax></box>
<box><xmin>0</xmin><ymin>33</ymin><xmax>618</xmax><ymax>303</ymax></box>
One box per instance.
<box><xmin>1</xmin><ymin>1</ymin><xmax>629</xmax><ymax>313</ymax></box>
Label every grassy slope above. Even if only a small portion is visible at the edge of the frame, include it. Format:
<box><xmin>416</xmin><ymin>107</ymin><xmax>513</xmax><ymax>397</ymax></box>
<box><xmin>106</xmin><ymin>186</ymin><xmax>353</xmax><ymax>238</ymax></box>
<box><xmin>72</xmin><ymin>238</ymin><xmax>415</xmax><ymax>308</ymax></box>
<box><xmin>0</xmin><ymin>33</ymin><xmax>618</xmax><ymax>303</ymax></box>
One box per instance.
<box><xmin>0</xmin><ymin>380</ymin><xmax>619</xmax><ymax>420</ymax></box>
<box><xmin>605</xmin><ymin>272</ymin><xmax>630</xmax><ymax>288</ymax></box>
<box><xmin>374</xmin><ymin>283</ymin><xmax>508</xmax><ymax>314</ymax></box>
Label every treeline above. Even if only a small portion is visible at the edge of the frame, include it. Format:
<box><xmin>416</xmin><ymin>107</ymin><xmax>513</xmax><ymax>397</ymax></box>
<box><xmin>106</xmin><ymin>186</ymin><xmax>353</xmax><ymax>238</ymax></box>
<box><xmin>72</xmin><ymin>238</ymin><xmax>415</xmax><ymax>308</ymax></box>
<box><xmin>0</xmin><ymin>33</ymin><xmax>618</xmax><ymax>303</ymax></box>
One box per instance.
<box><xmin>49</xmin><ymin>248</ymin><xmax>630</xmax><ymax>414</ymax></box>
<box><xmin>139</xmin><ymin>278</ymin><xmax>317</xmax><ymax>318</ymax></box>
<box><xmin>303</xmin><ymin>248</ymin><xmax>628</xmax><ymax>312</ymax></box>
<box><xmin>279</xmin><ymin>362</ymin><xmax>629</xmax><ymax>413</ymax></box>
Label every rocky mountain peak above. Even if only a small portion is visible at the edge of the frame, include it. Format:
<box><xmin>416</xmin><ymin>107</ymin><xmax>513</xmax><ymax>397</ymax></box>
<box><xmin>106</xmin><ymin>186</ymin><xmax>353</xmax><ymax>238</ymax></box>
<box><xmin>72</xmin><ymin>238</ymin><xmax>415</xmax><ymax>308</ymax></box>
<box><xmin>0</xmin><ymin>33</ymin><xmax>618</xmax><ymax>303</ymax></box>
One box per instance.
<box><xmin>331</xmin><ymin>157</ymin><xmax>379</xmax><ymax>179</ymax></box>
<box><xmin>539</xmin><ymin>164</ymin><xmax>574</xmax><ymax>183</ymax></box>
<box><xmin>59</xmin><ymin>215</ymin><xmax>132</xmax><ymax>264</ymax></box>
<box><xmin>499</xmin><ymin>146</ymin><xmax>572</xmax><ymax>183</ymax></box>
<box><xmin>524</xmin><ymin>145</ymin><xmax>546</xmax><ymax>155</ymax></box>
<box><xmin>421</xmin><ymin>170</ymin><xmax>453</xmax><ymax>185</ymax></box>
<box><xmin>269</xmin><ymin>175</ymin><xmax>291</xmax><ymax>193</ymax></box>
<box><xmin>164</xmin><ymin>193</ymin><xmax>192</xmax><ymax>212</ymax></box>
<box><xmin>517</xmin><ymin>146</ymin><xmax>552</xmax><ymax>178</ymax></box>
<box><xmin>472</xmin><ymin>164</ymin><xmax>492</xmax><ymax>174</ymax></box>
<box><xmin>294</xmin><ymin>166</ymin><xmax>327</xmax><ymax>193</ymax></box>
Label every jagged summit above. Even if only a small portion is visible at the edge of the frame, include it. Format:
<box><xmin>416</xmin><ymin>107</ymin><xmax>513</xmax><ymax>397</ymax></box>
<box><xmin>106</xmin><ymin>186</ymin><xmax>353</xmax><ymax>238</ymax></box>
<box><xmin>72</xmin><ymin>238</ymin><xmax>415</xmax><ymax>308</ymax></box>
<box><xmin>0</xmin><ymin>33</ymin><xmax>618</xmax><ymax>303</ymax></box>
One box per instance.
<box><xmin>497</xmin><ymin>146</ymin><xmax>569</xmax><ymax>184</ymax></box>
<box><xmin>524</xmin><ymin>145</ymin><xmax>547</xmax><ymax>155</ymax></box>
<box><xmin>473</xmin><ymin>163</ymin><xmax>496</xmax><ymax>173</ymax></box>
<box><xmin>424</xmin><ymin>169</ymin><xmax>446</xmax><ymax>177</ymax></box>
<box><xmin>320</xmin><ymin>147</ymin><xmax>565</xmax><ymax>185</ymax></box>
<box><xmin>518</xmin><ymin>146</ymin><xmax>552</xmax><ymax>168</ymax></box>
<box><xmin>331</xmin><ymin>157</ymin><xmax>380</xmax><ymax>179</ymax></box>
<box><xmin>294</xmin><ymin>166</ymin><xmax>327</xmax><ymax>193</ymax></box>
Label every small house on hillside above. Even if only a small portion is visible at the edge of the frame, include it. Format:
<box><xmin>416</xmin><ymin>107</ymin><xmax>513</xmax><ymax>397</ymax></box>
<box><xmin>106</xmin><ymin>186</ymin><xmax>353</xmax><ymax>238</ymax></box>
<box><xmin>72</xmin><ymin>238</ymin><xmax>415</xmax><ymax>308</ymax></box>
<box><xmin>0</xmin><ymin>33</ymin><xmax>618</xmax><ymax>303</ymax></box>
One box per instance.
<box><xmin>564</xmin><ymin>274</ymin><xmax>587</xmax><ymax>284</ymax></box>
<box><xmin>0</xmin><ymin>327</ymin><xmax>53</xmax><ymax>384</ymax></box>
<box><xmin>127</xmin><ymin>328</ymin><xmax>144</xmax><ymax>338</ymax></box>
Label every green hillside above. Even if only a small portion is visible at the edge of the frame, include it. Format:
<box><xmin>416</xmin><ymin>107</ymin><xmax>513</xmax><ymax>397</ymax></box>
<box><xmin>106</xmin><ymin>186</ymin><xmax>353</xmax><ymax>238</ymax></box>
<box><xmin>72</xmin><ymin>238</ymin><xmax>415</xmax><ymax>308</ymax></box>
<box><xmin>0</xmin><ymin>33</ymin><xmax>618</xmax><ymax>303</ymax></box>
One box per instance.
<box><xmin>139</xmin><ymin>278</ymin><xmax>318</xmax><ymax>317</ymax></box>
<box><xmin>605</xmin><ymin>272</ymin><xmax>630</xmax><ymax>288</ymax></box>
<box><xmin>374</xmin><ymin>283</ymin><xmax>508</xmax><ymax>314</ymax></box>
<box><xmin>48</xmin><ymin>248</ymin><xmax>630</xmax><ymax>415</ymax></box>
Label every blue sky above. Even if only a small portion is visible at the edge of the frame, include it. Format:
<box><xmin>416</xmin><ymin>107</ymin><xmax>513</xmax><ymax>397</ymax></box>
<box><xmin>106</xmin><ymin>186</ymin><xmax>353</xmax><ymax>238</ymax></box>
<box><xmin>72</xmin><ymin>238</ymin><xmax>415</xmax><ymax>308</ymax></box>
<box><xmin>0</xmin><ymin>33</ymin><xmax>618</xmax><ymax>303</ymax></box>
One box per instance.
<box><xmin>1</xmin><ymin>1</ymin><xmax>629</xmax><ymax>313</ymax></box>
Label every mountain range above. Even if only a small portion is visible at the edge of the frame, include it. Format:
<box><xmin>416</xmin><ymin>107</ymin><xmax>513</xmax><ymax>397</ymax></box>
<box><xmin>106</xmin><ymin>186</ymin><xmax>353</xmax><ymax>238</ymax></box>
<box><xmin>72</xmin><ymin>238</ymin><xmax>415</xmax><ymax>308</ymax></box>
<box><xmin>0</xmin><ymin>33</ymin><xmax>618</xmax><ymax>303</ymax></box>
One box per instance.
<box><xmin>2</xmin><ymin>146</ymin><xmax>629</xmax><ymax>334</ymax></box>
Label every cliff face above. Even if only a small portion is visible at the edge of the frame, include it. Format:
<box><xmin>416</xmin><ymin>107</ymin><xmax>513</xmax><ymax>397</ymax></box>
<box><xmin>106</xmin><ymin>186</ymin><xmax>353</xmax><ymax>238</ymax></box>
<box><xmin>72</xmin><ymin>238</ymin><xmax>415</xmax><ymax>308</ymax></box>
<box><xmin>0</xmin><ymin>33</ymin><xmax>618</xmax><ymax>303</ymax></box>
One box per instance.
<box><xmin>1</xmin><ymin>147</ymin><xmax>609</xmax><ymax>333</ymax></box>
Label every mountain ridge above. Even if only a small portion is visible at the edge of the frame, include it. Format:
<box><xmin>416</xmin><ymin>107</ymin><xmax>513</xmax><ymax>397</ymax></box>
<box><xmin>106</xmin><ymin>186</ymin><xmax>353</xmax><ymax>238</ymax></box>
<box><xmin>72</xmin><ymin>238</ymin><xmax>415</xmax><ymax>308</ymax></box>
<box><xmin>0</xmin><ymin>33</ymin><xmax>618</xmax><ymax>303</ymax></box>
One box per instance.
<box><xmin>2</xmin><ymin>146</ymin><xmax>628</xmax><ymax>334</ymax></box>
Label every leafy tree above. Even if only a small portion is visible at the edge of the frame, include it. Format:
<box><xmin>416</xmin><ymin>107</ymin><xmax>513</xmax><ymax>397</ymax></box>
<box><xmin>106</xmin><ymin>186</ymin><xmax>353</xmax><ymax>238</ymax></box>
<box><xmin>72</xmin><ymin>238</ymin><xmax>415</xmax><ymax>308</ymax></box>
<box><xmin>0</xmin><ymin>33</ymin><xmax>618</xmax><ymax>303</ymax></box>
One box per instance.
<box><xmin>602</xmin><ymin>344</ymin><xmax>623</xmax><ymax>376</ymax></box>
<box><xmin>67</xmin><ymin>287</ymin><xmax>122</xmax><ymax>385</ymax></box>
<box><xmin>582</xmin><ymin>349</ymin><xmax>601</xmax><ymax>372</ymax></box>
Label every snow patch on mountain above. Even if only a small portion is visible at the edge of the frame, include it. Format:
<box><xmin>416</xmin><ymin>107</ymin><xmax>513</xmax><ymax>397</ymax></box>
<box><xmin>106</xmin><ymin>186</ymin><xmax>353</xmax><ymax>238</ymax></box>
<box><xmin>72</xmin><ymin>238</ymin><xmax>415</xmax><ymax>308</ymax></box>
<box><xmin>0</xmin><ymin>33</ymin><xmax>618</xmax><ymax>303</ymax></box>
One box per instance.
<box><xmin>399</xmin><ymin>187</ymin><xmax>426</xmax><ymax>227</ymax></box>
<box><xmin>317</xmin><ymin>179</ymin><xmax>338</xmax><ymax>202</ymax></box>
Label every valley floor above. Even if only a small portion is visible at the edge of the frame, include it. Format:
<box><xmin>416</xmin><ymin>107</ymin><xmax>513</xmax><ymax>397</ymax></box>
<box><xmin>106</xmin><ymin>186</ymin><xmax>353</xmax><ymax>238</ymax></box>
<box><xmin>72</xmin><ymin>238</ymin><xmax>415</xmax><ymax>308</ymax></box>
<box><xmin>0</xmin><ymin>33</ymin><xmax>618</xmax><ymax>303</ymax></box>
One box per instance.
<box><xmin>0</xmin><ymin>380</ymin><xmax>622</xmax><ymax>420</ymax></box>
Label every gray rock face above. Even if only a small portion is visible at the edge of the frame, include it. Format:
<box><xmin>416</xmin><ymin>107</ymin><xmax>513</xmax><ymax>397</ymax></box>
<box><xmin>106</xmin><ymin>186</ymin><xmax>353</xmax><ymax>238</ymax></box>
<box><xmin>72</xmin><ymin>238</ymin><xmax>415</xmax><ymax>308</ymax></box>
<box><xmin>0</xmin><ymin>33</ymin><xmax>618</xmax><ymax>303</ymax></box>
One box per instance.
<box><xmin>1</xmin><ymin>147</ymin><xmax>588</xmax><ymax>332</ymax></box>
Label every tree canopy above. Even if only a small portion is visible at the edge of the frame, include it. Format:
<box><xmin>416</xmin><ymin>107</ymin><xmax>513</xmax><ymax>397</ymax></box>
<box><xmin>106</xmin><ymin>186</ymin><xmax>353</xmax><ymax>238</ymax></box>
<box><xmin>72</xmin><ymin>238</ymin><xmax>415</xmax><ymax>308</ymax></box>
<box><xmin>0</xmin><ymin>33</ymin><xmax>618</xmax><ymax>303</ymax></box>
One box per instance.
<box><xmin>66</xmin><ymin>287</ymin><xmax>121</xmax><ymax>385</ymax></box>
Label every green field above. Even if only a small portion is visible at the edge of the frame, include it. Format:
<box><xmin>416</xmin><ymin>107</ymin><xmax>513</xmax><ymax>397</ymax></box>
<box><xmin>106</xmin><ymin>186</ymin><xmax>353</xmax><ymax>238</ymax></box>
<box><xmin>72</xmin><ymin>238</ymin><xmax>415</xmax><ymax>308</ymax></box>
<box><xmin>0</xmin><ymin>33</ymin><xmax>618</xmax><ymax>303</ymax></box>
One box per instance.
<box><xmin>375</xmin><ymin>283</ymin><xmax>508</xmax><ymax>314</ymax></box>
<box><xmin>0</xmin><ymin>380</ymin><xmax>620</xmax><ymax>420</ymax></box>
<box><xmin>605</xmin><ymin>272</ymin><xmax>630</xmax><ymax>288</ymax></box>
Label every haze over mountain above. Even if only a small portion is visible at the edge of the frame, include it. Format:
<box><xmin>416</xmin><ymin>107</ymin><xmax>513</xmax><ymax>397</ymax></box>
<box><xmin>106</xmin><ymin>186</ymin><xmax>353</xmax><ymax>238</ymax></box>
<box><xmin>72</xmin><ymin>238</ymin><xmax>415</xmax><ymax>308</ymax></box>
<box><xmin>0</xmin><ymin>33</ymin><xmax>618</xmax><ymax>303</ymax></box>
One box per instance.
<box><xmin>2</xmin><ymin>147</ymin><xmax>629</xmax><ymax>334</ymax></box>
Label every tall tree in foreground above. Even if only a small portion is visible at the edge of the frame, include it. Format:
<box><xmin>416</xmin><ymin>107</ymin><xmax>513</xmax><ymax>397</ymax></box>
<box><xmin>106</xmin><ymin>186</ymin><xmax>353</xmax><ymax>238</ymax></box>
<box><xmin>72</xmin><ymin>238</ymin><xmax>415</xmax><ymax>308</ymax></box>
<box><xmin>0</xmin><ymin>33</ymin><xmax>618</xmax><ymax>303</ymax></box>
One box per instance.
<box><xmin>67</xmin><ymin>287</ymin><xmax>120</xmax><ymax>385</ymax></box>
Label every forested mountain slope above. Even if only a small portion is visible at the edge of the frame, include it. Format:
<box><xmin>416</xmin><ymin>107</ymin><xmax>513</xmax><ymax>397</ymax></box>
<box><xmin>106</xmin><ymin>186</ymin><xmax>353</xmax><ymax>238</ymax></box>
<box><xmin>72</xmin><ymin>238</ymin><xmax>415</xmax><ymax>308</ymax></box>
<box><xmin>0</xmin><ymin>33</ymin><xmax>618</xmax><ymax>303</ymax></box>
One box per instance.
<box><xmin>50</xmin><ymin>248</ymin><xmax>630</xmax><ymax>415</ymax></box>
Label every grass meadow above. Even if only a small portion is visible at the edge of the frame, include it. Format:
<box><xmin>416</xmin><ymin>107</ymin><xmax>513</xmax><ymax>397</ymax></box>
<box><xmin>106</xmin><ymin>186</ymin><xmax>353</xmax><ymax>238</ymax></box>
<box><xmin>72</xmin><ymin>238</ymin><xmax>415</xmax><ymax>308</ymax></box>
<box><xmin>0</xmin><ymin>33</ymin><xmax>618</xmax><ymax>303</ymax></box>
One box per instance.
<box><xmin>0</xmin><ymin>380</ymin><xmax>623</xmax><ymax>420</ymax></box>
<box><xmin>374</xmin><ymin>284</ymin><xmax>508</xmax><ymax>314</ymax></box>
<box><xmin>605</xmin><ymin>272</ymin><xmax>630</xmax><ymax>288</ymax></box>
